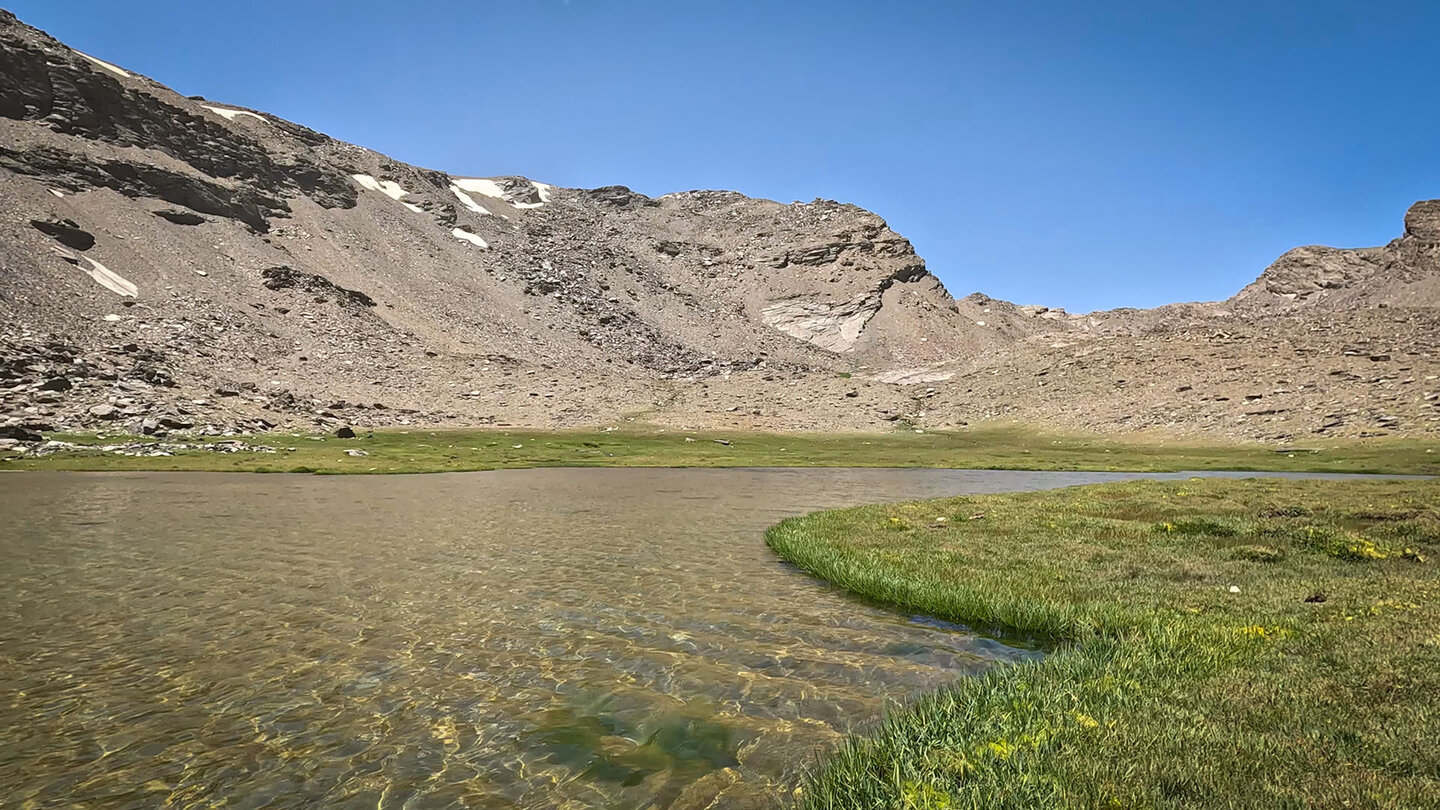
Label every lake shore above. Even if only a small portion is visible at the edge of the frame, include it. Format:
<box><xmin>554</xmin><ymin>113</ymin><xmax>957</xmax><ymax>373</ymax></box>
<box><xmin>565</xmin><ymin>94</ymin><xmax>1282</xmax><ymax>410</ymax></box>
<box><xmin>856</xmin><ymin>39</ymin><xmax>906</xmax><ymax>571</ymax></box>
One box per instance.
<box><xmin>4</xmin><ymin>426</ymin><xmax>1439</xmax><ymax>475</ymax></box>
<box><xmin>765</xmin><ymin>477</ymin><xmax>1439</xmax><ymax>808</ymax></box>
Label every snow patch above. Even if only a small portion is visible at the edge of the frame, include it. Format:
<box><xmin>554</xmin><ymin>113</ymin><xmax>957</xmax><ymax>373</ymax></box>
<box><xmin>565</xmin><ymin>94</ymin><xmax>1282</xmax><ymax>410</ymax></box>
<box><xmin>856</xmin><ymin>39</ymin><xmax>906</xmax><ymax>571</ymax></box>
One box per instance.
<box><xmin>49</xmin><ymin>189</ymin><xmax>65</xmax><ymax>198</ymax></box>
<box><xmin>201</xmin><ymin>105</ymin><xmax>266</xmax><ymax>122</ymax></box>
<box><xmin>453</xmin><ymin>177</ymin><xmax>549</xmax><ymax>209</ymax></box>
<box><xmin>76</xmin><ymin>51</ymin><xmax>130</xmax><ymax>78</ymax></box>
<box><xmin>451</xmin><ymin>228</ymin><xmax>488</xmax><ymax>248</ymax></box>
<box><xmin>353</xmin><ymin>174</ymin><xmax>427</xmax><ymax>214</ymax></box>
<box><xmin>449</xmin><ymin>184</ymin><xmax>492</xmax><ymax>215</ymax></box>
<box><xmin>453</xmin><ymin>178</ymin><xmax>506</xmax><ymax>199</ymax></box>
<box><xmin>352</xmin><ymin>174</ymin><xmax>413</xmax><ymax>201</ymax></box>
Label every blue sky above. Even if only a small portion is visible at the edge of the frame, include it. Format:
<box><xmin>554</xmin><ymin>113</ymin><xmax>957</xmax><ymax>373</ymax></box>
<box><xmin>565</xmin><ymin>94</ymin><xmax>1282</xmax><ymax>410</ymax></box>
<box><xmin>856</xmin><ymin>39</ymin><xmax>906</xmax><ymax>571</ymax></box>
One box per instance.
<box><xmin>12</xmin><ymin>1</ymin><xmax>1438</xmax><ymax>311</ymax></box>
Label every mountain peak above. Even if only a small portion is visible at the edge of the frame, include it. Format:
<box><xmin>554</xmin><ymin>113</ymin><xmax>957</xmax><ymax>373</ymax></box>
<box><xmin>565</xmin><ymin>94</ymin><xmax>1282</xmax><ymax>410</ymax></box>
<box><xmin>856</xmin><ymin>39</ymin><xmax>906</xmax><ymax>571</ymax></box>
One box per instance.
<box><xmin>1</xmin><ymin>9</ymin><xmax>1436</xmax><ymax>443</ymax></box>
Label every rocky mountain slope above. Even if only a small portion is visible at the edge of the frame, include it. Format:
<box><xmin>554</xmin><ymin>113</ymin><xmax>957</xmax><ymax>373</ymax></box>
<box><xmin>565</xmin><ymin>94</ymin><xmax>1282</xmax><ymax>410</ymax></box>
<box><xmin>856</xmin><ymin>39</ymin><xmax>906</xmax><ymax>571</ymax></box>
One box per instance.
<box><xmin>0</xmin><ymin>10</ymin><xmax>1435</xmax><ymax>445</ymax></box>
<box><xmin>1232</xmin><ymin>200</ymin><xmax>1440</xmax><ymax>310</ymax></box>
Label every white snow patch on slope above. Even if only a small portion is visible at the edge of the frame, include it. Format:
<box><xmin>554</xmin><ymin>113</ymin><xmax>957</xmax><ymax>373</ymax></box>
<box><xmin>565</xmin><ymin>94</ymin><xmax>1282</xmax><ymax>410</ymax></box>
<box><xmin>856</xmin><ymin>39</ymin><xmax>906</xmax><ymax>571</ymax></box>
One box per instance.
<box><xmin>453</xmin><ymin>178</ymin><xmax>506</xmax><ymax>199</ymax></box>
<box><xmin>449</xmin><ymin>184</ymin><xmax>492</xmax><ymax>215</ymax></box>
<box><xmin>201</xmin><ymin>105</ymin><xmax>266</xmax><ymax>122</ymax></box>
<box><xmin>453</xmin><ymin>178</ymin><xmax>549</xmax><ymax>209</ymax></box>
<box><xmin>352</xmin><ymin>174</ymin><xmax>413</xmax><ymax>201</ymax></box>
<box><xmin>76</xmin><ymin>51</ymin><xmax>130</xmax><ymax>78</ymax></box>
<box><xmin>451</xmin><ymin>228</ymin><xmax>488</xmax><ymax>248</ymax></box>
<box><xmin>354</xmin><ymin>174</ymin><xmax>426</xmax><ymax>213</ymax></box>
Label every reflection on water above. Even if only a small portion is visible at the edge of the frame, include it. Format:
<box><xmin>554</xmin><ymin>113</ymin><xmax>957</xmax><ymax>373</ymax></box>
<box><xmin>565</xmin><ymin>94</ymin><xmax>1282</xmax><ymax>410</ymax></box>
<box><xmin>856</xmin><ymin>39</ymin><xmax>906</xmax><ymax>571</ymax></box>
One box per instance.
<box><xmin>0</xmin><ymin>467</ymin><xmax>1338</xmax><ymax>808</ymax></box>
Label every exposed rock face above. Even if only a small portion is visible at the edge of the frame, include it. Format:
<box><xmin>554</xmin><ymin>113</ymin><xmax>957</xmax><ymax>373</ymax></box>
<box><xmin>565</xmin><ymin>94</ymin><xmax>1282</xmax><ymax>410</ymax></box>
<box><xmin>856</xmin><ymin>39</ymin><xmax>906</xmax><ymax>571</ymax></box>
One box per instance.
<box><xmin>0</xmin><ymin>9</ymin><xmax>1435</xmax><ymax>443</ymax></box>
<box><xmin>29</xmin><ymin>217</ymin><xmax>93</xmax><ymax>250</ymax></box>
<box><xmin>761</xmin><ymin>264</ymin><xmax>934</xmax><ymax>354</ymax></box>
<box><xmin>0</xmin><ymin>10</ymin><xmax>355</xmax><ymax>218</ymax></box>
<box><xmin>1231</xmin><ymin>200</ymin><xmax>1440</xmax><ymax>310</ymax></box>
<box><xmin>260</xmin><ymin>266</ymin><xmax>377</xmax><ymax>309</ymax></box>
<box><xmin>761</xmin><ymin>296</ymin><xmax>879</xmax><ymax>353</ymax></box>
<box><xmin>1405</xmin><ymin>200</ymin><xmax>1440</xmax><ymax>242</ymax></box>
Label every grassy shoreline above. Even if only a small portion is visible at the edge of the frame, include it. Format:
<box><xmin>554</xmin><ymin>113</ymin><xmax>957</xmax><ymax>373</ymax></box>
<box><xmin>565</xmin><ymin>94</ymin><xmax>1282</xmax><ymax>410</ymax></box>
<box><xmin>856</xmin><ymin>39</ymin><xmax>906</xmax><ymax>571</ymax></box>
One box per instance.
<box><xmin>3</xmin><ymin>426</ymin><xmax>1439</xmax><ymax>475</ymax></box>
<box><xmin>765</xmin><ymin>478</ymin><xmax>1439</xmax><ymax>808</ymax></box>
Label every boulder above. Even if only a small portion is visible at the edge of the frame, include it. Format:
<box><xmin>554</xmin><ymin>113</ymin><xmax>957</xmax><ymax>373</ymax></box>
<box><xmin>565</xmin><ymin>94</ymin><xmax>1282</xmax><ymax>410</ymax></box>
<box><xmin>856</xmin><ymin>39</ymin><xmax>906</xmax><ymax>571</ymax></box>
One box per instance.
<box><xmin>30</xmin><ymin>218</ymin><xmax>95</xmax><ymax>251</ymax></box>
<box><xmin>0</xmin><ymin>425</ymin><xmax>43</xmax><ymax>442</ymax></box>
<box><xmin>153</xmin><ymin>209</ymin><xmax>207</xmax><ymax>226</ymax></box>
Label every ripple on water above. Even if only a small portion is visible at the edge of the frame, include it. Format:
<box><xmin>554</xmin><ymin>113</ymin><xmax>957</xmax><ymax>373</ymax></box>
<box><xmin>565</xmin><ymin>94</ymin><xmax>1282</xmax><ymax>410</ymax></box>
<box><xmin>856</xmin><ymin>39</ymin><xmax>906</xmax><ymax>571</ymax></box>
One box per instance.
<box><xmin>3</xmin><ymin>466</ymin><xmax>1214</xmax><ymax>808</ymax></box>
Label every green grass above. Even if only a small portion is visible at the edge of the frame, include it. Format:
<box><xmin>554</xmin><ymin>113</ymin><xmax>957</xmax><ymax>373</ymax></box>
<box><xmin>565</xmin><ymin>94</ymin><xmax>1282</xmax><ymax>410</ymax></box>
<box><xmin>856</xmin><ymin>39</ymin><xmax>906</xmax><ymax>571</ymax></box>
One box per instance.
<box><xmin>3</xmin><ymin>425</ymin><xmax>1439</xmax><ymax>475</ymax></box>
<box><xmin>765</xmin><ymin>478</ymin><xmax>1440</xmax><ymax>808</ymax></box>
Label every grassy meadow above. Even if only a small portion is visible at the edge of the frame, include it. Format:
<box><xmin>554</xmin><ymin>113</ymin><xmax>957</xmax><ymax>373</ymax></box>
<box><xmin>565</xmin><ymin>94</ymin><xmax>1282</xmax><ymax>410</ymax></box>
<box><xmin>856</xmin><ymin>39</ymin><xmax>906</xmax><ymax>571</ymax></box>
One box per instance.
<box><xmin>3</xmin><ymin>425</ymin><xmax>1439</xmax><ymax>475</ymax></box>
<box><xmin>766</xmin><ymin>477</ymin><xmax>1439</xmax><ymax>808</ymax></box>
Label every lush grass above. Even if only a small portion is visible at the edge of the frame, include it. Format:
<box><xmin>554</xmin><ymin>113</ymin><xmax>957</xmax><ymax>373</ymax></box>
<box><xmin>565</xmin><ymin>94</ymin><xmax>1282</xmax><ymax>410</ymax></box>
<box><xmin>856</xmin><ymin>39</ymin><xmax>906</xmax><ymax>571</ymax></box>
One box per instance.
<box><xmin>766</xmin><ymin>478</ymin><xmax>1440</xmax><ymax>808</ymax></box>
<box><xmin>3</xmin><ymin>425</ymin><xmax>1439</xmax><ymax>475</ymax></box>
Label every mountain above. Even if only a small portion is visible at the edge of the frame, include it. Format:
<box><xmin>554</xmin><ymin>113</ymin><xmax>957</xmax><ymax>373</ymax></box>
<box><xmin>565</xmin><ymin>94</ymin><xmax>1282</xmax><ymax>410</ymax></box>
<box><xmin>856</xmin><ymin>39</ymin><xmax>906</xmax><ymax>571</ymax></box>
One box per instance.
<box><xmin>1231</xmin><ymin>200</ymin><xmax>1440</xmax><ymax>310</ymax></box>
<box><xmin>0</xmin><ymin>10</ymin><xmax>1435</xmax><ymax>444</ymax></box>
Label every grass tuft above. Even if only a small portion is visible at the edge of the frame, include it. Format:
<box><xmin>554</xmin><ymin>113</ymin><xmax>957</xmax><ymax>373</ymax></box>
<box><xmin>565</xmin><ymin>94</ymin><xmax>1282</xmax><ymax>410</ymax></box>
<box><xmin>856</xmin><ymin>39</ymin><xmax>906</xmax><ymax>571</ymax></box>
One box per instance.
<box><xmin>767</xmin><ymin>478</ymin><xmax>1440</xmax><ymax>808</ymax></box>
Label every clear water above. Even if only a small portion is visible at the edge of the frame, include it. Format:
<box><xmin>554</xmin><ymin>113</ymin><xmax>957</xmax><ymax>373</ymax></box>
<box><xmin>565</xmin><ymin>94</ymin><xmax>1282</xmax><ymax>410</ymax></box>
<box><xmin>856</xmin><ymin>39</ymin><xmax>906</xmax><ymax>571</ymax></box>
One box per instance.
<box><xmin>0</xmin><ymin>467</ymin><xmax>1368</xmax><ymax>808</ymax></box>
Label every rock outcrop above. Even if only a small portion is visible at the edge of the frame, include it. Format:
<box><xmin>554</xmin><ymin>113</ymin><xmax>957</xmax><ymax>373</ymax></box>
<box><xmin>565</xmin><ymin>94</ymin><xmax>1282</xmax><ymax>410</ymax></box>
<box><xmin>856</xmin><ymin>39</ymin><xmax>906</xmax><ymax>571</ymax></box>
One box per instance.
<box><xmin>1231</xmin><ymin>200</ymin><xmax>1440</xmax><ymax>310</ymax></box>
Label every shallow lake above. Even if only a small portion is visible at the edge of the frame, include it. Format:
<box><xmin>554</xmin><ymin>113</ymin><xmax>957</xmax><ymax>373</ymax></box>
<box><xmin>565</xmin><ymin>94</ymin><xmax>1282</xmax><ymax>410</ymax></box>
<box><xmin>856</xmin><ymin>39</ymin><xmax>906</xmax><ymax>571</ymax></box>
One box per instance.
<box><xmin>0</xmin><ymin>468</ymin><xmax>1386</xmax><ymax>808</ymax></box>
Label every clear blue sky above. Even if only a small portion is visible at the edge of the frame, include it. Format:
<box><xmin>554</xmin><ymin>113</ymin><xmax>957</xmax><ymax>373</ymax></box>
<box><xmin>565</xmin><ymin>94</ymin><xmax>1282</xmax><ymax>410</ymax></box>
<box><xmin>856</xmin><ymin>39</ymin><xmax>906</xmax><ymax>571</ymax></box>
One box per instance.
<box><xmin>11</xmin><ymin>1</ymin><xmax>1438</xmax><ymax>311</ymax></box>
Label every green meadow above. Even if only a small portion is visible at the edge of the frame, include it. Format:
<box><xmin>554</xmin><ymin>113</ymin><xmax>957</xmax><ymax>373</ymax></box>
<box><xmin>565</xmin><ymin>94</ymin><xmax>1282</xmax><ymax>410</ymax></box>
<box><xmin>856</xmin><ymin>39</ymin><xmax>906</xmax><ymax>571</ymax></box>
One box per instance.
<box><xmin>766</xmin><ymin>477</ymin><xmax>1439</xmax><ymax>808</ymax></box>
<box><xmin>4</xmin><ymin>425</ymin><xmax>1438</xmax><ymax>475</ymax></box>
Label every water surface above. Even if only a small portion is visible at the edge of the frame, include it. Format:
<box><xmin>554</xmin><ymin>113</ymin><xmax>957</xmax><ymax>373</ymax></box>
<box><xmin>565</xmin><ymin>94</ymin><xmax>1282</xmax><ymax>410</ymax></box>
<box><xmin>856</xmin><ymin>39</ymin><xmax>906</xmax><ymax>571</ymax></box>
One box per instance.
<box><xmin>0</xmin><ymin>468</ymin><xmax>1375</xmax><ymax>808</ymax></box>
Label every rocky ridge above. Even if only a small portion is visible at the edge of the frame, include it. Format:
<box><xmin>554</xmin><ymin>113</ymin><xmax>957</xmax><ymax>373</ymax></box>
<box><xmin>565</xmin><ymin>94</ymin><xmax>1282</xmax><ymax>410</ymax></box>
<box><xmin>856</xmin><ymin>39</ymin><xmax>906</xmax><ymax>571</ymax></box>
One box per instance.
<box><xmin>0</xmin><ymin>10</ymin><xmax>1436</xmax><ymax>446</ymax></box>
<box><xmin>1232</xmin><ymin>200</ymin><xmax>1440</xmax><ymax>310</ymax></box>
